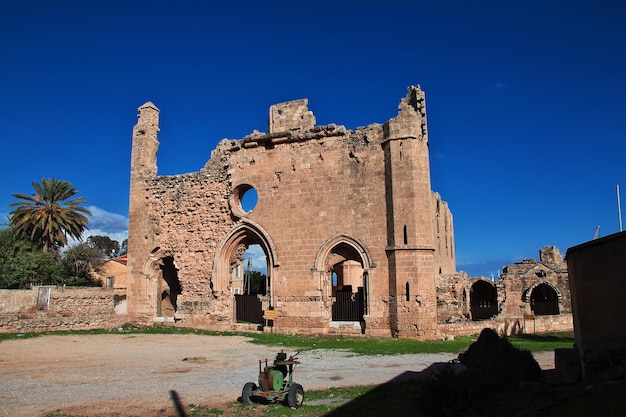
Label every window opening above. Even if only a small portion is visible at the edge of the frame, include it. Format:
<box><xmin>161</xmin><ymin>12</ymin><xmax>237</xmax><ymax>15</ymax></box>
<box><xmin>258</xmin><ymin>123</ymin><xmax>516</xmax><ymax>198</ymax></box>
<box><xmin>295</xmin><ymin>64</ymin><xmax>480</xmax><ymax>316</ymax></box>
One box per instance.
<box><xmin>241</xmin><ymin>187</ymin><xmax>258</xmax><ymax>212</ymax></box>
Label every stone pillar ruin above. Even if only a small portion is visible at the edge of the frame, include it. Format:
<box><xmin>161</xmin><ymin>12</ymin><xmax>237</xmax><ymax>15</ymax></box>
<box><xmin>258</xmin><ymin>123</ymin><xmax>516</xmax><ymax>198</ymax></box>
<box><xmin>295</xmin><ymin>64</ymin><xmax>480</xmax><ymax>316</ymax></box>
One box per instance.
<box><xmin>382</xmin><ymin>86</ymin><xmax>438</xmax><ymax>338</ymax></box>
<box><xmin>127</xmin><ymin>102</ymin><xmax>161</xmax><ymax>323</ymax></box>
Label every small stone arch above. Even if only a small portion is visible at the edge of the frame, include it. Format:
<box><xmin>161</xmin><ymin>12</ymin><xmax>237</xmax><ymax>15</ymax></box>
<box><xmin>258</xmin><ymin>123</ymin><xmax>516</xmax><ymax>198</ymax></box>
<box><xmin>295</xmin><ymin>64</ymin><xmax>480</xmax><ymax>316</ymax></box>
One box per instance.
<box><xmin>470</xmin><ymin>279</ymin><xmax>499</xmax><ymax>321</ymax></box>
<box><xmin>141</xmin><ymin>245</ymin><xmax>181</xmax><ymax>318</ymax></box>
<box><xmin>313</xmin><ymin>235</ymin><xmax>374</xmax><ymax>325</ymax></box>
<box><xmin>213</xmin><ymin>219</ymin><xmax>279</xmax><ymax>297</ymax></box>
<box><xmin>313</xmin><ymin>234</ymin><xmax>374</xmax><ymax>271</ymax></box>
<box><xmin>524</xmin><ymin>282</ymin><xmax>561</xmax><ymax>316</ymax></box>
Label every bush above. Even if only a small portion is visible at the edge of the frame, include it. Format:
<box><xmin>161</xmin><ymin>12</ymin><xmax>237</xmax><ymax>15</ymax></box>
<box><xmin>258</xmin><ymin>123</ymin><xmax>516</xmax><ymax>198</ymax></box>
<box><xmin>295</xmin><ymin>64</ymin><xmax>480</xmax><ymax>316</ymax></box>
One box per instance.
<box><xmin>0</xmin><ymin>230</ymin><xmax>64</xmax><ymax>288</ymax></box>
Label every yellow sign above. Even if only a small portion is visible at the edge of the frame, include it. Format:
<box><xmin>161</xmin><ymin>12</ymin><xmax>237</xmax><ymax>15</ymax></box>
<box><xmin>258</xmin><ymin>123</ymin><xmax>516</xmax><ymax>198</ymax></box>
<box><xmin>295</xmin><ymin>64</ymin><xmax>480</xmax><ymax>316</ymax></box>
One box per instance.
<box><xmin>263</xmin><ymin>309</ymin><xmax>279</xmax><ymax>319</ymax></box>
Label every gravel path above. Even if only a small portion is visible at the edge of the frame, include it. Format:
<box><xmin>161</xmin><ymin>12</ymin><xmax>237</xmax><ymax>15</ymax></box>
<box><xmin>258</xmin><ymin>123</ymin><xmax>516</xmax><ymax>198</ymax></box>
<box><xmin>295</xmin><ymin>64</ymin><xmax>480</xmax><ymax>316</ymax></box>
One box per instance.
<box><xmin>0</xmin><ymin>334</ymin><xmax>554</xmax><ymax>416</ymax></box>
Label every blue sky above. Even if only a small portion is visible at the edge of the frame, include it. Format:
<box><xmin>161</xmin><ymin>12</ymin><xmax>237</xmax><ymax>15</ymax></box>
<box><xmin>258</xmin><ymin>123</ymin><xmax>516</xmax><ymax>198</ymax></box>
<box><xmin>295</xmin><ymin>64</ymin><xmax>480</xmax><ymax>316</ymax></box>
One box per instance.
<box><xmin>1</xmin><ymin>1</ymin><xmax>624</xmax><ymax>277</ymax></box>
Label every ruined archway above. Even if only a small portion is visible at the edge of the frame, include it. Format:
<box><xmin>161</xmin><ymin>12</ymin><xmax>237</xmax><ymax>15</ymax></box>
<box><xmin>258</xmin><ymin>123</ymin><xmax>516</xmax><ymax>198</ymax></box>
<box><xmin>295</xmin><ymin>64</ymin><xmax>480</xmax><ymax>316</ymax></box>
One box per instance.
<box><xmin>470</xmin><ymin>279</ymin><xmax>498</xmax><ymax>321</ymax></box>
<box><xmin>159</xmin><ymin>256</ymin><xmax>181</xmax><ymax>317</ymax></box>
<box><xmin>314</xmin><ymin>235</ymin><xmax>374</xmax><ymax>325</ymax></box>
<box><xmin>141</xmin><ymin>246</ymin><xmax>181</xmax><ymax>320</ymax></box>
<box><xmin>213</xmin><ymin>220</ymin><xmax>279</xmax><ymax>324</ymax></box>
<box><xmin>528</xmin><ymin>283</ymin><xmax>560</xmax><ymax>316</ymax></box>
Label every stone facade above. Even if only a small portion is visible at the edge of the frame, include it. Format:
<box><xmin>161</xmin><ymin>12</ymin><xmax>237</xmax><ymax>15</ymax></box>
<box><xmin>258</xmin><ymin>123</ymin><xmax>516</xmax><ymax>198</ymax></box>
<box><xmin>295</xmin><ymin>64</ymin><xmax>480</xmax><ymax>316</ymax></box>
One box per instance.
<box><xmin>437</xmin><ymin>246</ymin><xmax>573</xmax><ymax>336</ymax></box>
<box><xmin>126</xmin><ymin>87</ymin><xmax>571</xmax><ymax>340</ymax></box>
<box><xmin>127</xmin><ymin>86</ymin><xmax>456</xmax><ymax>339</ymax></box>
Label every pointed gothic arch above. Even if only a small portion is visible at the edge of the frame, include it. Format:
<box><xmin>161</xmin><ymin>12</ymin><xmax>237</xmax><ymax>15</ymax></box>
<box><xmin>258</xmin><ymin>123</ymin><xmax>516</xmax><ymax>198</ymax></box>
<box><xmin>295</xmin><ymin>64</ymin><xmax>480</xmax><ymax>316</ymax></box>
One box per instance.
<box><xmin>313</xmin><ymin>235</ymin><xmax>374</xmax><ymax>325</ymax></box>
<box><xmin>140</xmin><ymin>245</ymin><xmax>181</xmax><ymax>318</ymax></box>
<box><xmin>313</xmin><ymin>234</ymin><xmax>374</xmax><ymax>271</ymax></box>
<box><xmin>213</xmin><ymin>219</ymin><xmax>279</xmax><ymax>296</ymax></box>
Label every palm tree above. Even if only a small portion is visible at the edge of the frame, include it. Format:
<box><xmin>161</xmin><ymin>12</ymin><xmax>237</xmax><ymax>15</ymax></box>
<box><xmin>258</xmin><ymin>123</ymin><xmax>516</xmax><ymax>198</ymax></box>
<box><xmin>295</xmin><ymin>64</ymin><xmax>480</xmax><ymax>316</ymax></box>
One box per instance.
<box><xmin>9</xmin><ymin>178</ymin><xmax>92</xmax><ymax>252</ymax></box>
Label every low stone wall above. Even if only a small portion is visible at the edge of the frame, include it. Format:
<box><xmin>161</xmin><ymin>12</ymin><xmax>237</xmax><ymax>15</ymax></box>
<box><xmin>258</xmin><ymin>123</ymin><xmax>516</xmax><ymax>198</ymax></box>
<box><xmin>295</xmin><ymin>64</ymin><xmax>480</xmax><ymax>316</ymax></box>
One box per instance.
<box><xmin>439</xmin><ymin>313</ymin><xmax>573</xmax><ymax>339</ymax></box>
<box><xmin>0</xmin><ymin>287</ymin><xmax>129</xmax><ymax>333</ymax></box>
<box><xmin>0</xmin><ymin>286</ymin><xmax>573</xmax><ymax>338</ymax></box>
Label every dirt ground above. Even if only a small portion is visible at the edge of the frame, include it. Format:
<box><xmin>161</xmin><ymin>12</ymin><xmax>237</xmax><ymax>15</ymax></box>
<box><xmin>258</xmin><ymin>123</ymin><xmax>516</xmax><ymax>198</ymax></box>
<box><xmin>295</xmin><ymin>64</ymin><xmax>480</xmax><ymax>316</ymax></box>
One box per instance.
<box><xmin>0</xmin><ymin>333</ymin><xmax>555</xmax><ymax>417</ymax></box>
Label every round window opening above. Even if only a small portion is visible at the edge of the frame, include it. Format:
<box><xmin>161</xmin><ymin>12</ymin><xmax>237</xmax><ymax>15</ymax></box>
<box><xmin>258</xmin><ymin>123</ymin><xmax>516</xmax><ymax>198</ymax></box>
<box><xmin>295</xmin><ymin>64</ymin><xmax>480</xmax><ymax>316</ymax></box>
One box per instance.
<box><xmin>240</xmin><ymin>186</ymin><xmax>258</xmax><ymax>213</ymax></box>
<box><xmin>231</xmin><ymin>184</ymin><xmax>259</xmax><ymax>217</ymax></box>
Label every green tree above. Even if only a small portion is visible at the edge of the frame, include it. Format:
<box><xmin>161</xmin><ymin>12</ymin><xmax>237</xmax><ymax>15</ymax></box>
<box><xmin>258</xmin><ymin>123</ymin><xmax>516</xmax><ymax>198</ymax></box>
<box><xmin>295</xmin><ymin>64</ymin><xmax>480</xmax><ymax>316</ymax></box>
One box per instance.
<box><xmin>246</xmin><ymin>270</ymin><xmax>267</xmax><ymax>294</ymax></box>
<box><xmin>9</xmin><ymin>178</ymin><xmax>92</xmax><ymax>252</ymax></box>
<box><xmin>62</xmin><ymin>243</ymin><xmax>104</xmax><ymax>286</ymax></box>
<box><xmin>87</xmin><ymin>235</ymin><xmax>120</xmax><ymax>258</ymax></box>
<box><xmin>0</xmin><ymin>228</ymin><xmax>63</xmax><ymax>288</ymax></box>
<box><xmin>119</xmin><ymin>238</ymin><xmax>128</xmax><ymax>256</ymax></box>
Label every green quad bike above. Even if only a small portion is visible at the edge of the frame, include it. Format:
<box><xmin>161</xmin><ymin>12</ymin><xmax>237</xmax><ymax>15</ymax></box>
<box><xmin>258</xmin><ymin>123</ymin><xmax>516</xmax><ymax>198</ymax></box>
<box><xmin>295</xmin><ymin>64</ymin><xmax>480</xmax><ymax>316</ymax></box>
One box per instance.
<box><xmin>241</xmin><ymin>350</ymin><xmax>305</xmax><ymax>409</ymax></box>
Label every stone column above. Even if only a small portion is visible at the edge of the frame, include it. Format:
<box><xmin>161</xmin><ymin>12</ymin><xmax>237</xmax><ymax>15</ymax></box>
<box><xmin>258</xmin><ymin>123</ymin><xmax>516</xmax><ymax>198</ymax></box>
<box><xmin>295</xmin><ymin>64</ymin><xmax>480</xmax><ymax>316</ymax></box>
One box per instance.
<box><xmin>127</xmin><ymin>102</ymin><xmax>160</xmax><ymax>323</ymax></box>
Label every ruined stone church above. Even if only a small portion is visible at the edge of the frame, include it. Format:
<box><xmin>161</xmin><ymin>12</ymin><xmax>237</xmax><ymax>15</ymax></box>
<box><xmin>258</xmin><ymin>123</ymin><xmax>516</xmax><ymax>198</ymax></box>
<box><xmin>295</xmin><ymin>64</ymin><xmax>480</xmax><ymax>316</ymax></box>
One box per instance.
<box><xmin>126</xmin><ymin>85</ymin><xmax>572</xmax><ymax>339</ymax></box>
<box><xmin>127</xmin><ymin>86</ymin><xmax>455</xmax><ymax>339</ymax></box>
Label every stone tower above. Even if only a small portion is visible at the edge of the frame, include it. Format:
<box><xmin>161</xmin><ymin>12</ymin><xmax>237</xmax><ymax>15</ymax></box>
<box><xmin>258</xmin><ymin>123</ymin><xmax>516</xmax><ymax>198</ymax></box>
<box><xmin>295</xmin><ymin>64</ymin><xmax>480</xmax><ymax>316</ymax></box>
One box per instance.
<box><xmin>382</xmin><ymin>86</ymin><xmax>438</xmax><ymax>337</ymax></box>
<box><xmin>127</xmin><ymin>102</ymin><xmax>160</xmax><ymax>322</ymax></box>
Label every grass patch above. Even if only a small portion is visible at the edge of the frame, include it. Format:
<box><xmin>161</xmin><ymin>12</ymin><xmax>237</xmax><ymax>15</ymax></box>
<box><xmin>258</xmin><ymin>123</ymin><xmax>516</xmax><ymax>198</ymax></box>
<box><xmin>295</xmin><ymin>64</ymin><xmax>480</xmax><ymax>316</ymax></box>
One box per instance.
<box><xmin>0</xmin><ymin>325</ymin><xmax>574</xmax><ymax>355</ymax></box>
<box><xmin>224</xmin><ymin>385</ymin><xmax>378</xmax><ymax>417</ymax></box>
<box><xmin>243</xmin><ymin>331</ymin><xmax>477</xmax><ymax>354</ymax></box>
<box><xmin>507</xmin><ymin>331</ymin><xmax>575</xmax><ymax>351</ymax></box>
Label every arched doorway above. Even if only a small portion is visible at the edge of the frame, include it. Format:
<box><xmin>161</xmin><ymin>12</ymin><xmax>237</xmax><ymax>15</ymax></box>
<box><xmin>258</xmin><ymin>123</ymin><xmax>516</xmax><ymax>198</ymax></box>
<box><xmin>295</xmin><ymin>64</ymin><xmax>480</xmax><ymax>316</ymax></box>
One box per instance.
<box><xmin>314</xmin><ymin>235</ymin><xmax>374</xmax><ymax>326</ymax></box>
<box><xmin>140</xmin><ymin>246</ymin><xmax>182</xmax><ymax>321</ymax></box>
<box><xmin>530</xmin><ymin>283</ymin><xmax>560</xmax><ymax>315</ymax></box>
<box><xmin>214</xmin><ymin>220</ymin><xmax>278</xmax><ymax>325</ymax></box>
<box><xmin>330</xmin><ymin>257</ymin><xmax>364</xmax><ymax>321</ymax></box>
<box><xmin>470</xmin><ymin>280</ymin><xmax>498</xmax><ymax>320</ymax></box>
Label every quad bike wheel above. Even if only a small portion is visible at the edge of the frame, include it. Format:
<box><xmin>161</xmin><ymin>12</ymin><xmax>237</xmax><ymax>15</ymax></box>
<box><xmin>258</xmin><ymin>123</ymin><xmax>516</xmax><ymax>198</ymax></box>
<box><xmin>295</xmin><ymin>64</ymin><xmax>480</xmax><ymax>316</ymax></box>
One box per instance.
<box><xmin>286</xmin><ymin>383</ymin><xmax>304</xmax><ymax>408</ymax></box>
<box><xmin>242</xmin><ymin>382</ymin><xmax>257</xmax><ymax>405</ymax></box>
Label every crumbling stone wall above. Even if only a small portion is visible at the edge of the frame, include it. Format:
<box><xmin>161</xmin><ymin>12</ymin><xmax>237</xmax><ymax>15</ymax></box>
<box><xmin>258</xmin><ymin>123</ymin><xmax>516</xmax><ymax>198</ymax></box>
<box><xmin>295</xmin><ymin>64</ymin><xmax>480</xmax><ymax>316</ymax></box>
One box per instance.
<box><xmin>498</xmin><ymin>246</ymin><xmax>571</xmax><ymax>318</ymax></box>
<box><xmin>437</xmin><ymin>271</ymin><xmax>471</xmax><ymax>323</ymax></box>
<box><xmin>269</xmin><ymin>99</ymin><xmax>316</xmax><ymax>133</ymax></box>
<box><xmin>436</xmin><ymin>246</ymin><xmax>573</xmax><ymax>337</ymax></box>
<box><xmin>0</xmin><ymin>287</ymin><xmax>128</xmax><ymax>333</ymax></box>
<box><xmin>433</xmin><ymin>192</ymin><xmax>455</xmax><ymax>275</ymax></box>
<box><xmin>144</xmin><ymin>173</ymin><xmax>235</xmax><ymax>327</ymax></box>
<box><xmin>127</xmin><ymin>86</ymin><xmax>456</xmax><ymax>339</ymax></box>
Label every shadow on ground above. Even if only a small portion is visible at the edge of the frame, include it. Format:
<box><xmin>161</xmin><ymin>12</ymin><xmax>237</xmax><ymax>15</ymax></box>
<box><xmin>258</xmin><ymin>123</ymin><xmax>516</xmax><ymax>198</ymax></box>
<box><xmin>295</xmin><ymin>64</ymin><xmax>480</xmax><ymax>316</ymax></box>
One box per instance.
<box><xmin>322</xmin><ymin>329</ymin><xmax>626</xmax><ymax>417</ymax></box>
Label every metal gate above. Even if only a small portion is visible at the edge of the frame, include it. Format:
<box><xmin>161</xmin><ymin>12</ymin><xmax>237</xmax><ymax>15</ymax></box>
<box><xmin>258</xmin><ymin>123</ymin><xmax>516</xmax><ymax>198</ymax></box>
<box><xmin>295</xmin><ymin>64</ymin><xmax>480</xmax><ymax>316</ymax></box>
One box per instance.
<box><xmin>235</xmin><ymin>294</ymin><xmax>263</xmax><ymax>324</ymax></box>
<box><xmin>332</xmin><ymin>288</ymin><xmax>364</xmax><ymax>321</ymax></box>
